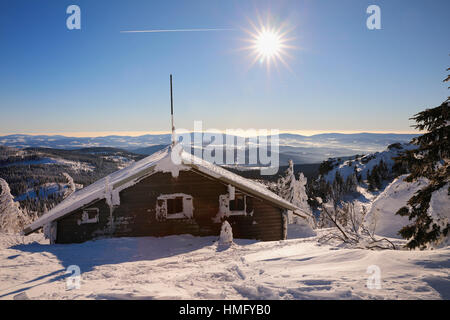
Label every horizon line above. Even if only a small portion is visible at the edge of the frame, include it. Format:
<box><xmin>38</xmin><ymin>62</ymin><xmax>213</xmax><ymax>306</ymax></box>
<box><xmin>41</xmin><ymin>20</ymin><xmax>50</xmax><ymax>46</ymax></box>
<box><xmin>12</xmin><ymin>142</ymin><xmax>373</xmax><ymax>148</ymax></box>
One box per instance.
<box><xmin>0</xmin><ymin>130</ymin><xmax>420</xmax><ymax>138</ymax></box>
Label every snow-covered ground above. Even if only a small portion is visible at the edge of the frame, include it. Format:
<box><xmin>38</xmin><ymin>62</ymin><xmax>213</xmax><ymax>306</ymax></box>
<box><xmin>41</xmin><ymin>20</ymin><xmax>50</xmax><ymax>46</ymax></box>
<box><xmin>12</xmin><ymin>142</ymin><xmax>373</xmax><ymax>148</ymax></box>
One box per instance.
<box><xmin>365</xmin><ymin>175</ymin><xmax>429</xmax><ymax>239</ymax></box>
<box><xmin>0</xmin><ymin>228</ymin><xmax>448</xmax><ymax>300</ymax></box>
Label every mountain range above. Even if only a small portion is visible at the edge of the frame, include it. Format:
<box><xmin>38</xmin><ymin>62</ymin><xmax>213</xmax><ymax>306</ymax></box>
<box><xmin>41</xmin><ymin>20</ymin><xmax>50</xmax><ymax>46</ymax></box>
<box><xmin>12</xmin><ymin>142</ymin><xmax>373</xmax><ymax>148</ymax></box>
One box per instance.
<box><xmin>0</xmin><ymin>132</ymin><xmax>418</xmax><ymax>165</ymax></box>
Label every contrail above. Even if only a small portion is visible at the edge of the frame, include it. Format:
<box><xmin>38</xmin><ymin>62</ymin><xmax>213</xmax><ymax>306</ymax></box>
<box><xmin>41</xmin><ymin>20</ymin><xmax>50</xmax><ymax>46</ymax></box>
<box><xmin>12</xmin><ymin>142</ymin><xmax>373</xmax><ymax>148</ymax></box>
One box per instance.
<box><xmin>120</xmin><ymin>28</ymin><xmax>235</xmax><ymax>33</ymax></box>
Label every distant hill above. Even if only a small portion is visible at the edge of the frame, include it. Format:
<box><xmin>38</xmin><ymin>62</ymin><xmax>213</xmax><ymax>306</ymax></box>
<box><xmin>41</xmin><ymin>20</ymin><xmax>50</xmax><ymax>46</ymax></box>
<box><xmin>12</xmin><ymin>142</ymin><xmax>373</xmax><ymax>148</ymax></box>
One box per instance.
<box><xmin>131</xmin><ymin>144</ymin><xmax>169</xmax><ymax>155</ymax></box>
<box><xmin>0</xmin><ymin>146</ymin><xmax>144</xmax><ymax>214</ymax></box>
<box><xmin>0</xmin><ymin>132</ymin><xmax>418</xmax><ymax>164</ymax></box>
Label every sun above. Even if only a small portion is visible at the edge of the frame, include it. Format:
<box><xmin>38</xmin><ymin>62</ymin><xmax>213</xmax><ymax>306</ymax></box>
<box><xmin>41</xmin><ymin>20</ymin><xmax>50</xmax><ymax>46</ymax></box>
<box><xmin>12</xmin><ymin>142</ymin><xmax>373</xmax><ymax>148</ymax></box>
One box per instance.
<box><xmin>242</xmin><ymin>17</ymin><xmax>295</xmax><ymax>71</ymax></box>
<box><xmin>255</xmin><ymin>29</ymin><xmax>282</xmax><ymax>60</ymax></box>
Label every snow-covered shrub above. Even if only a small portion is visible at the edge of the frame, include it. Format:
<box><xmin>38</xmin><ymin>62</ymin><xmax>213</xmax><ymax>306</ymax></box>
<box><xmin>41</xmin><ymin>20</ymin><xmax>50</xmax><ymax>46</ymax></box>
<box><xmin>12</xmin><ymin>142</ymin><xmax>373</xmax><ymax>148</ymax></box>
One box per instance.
<box><xmin>219</xmin><ymin>220</ymin><xmax>233</xmax><ymax>246</ymax></box>
<box><xmin>318</xmin><ymin>201</ymin><xmax>397</xmax><ymax>250</ymax></box>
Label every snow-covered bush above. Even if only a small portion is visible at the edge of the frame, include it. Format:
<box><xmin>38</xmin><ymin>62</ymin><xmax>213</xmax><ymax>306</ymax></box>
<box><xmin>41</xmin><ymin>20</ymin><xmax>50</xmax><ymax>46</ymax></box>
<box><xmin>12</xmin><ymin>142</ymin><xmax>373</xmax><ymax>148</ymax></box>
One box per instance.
<box><xmin>318</xmin><ymin>201</ymin><xmax>397</xmax><ymax>250</ymax></box>
<box><xmin>219</xmin><ymin>220</ymin><xmax>233</xmax><ymax>246</ymax></box>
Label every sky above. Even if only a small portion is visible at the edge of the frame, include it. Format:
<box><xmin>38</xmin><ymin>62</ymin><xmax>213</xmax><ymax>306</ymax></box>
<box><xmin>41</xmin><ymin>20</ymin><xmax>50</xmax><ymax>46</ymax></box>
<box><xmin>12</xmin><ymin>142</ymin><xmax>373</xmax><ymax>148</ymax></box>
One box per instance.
<box><xmin>0</xmin><ymin>0</ymin><xmax>449</xmax><ymax>137</ymax></box>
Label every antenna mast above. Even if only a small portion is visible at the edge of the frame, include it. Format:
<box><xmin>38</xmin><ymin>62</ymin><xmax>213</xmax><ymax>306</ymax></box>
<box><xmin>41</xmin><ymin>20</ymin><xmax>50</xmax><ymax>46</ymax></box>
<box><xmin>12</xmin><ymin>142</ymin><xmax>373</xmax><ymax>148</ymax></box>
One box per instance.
<box><xmin>170</xmin><ymin>74</ymin><xmax>175</xmax><ymax>146</ymax></box>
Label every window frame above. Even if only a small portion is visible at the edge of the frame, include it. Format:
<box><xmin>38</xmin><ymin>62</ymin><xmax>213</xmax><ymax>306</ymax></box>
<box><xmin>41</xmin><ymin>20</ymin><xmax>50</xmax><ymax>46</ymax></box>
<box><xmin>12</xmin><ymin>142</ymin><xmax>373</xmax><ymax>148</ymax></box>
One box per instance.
<box><xmin>155</xmin><ymin>193</ymin><xmax>194</xmax><ymax>220</ymax></box>
<box><xmin>78</xmin><ymin>207</ymin><xmax>99</xmax><ymax>225</ymax></box>
<box><xmin>229</xmin><ymin>194</ymin><xmax>246</xmax><ymax>214</ymax></box>
<box><xmin>227</xmin><ymin>193</ymin><xmax>253</xmax><ymax>216</ymax></box>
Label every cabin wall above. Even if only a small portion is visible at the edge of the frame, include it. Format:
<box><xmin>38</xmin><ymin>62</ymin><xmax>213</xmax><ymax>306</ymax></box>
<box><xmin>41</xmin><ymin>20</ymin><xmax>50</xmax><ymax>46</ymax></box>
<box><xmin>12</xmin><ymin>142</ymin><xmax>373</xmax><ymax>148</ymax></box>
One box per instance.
<box><xmin>56</xmin><ymin>198</ymin><xmax>111</xmax><ymax>244</ymax></box>
<box><xmin>56</xmin><ymin>170</ymin><xmax>284</xmax><ymax>243</ymax></box>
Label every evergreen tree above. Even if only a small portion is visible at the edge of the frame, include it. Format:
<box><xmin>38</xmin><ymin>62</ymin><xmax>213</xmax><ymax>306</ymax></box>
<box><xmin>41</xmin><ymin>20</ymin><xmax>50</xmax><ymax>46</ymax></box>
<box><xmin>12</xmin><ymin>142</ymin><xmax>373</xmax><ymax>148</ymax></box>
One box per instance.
<box><xmin>0</xmin><ymin>178</ymin><xmax>30</xmax><ymax>233</ymax></box>
<box><xmin>62</xmin><ymin>172</ymin><xmax>76</xmax><ymax>199</ymax></box>
<box><xmin>277</xmin><ymin>160</ymin><xmax>313</xmax><ymax>224</ymax></box>
<box><xmin>277</xmin><ymin>160</ymin><xmax>296</xmax><ymax>205</ymax></box>
<box><xmin>345</xmin><ymin>173</ymin><xmax>358</xmax><ymax>193</ymax></box>
<box><xmin>395</xmin><ymin>68</ymin><xmax>450</xmax><ymax>249</ymax></box>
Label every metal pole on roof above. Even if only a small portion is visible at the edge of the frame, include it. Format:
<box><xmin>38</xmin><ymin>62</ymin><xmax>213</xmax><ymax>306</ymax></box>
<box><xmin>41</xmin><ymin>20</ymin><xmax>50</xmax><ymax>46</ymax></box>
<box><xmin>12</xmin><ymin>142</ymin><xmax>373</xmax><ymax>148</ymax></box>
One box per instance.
<box><xmin>170</xmin><ymin>74</ymin><xmax>175</xmax><ymax>146</ymax></box>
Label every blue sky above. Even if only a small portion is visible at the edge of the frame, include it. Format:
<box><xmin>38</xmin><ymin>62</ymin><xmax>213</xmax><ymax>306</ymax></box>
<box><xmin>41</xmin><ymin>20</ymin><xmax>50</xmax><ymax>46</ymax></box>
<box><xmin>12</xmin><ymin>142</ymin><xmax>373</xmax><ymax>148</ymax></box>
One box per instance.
<box><xmin>0</xmin><ymin>0</ymin><xmax>449</xmax><ymax>136</ymax></box>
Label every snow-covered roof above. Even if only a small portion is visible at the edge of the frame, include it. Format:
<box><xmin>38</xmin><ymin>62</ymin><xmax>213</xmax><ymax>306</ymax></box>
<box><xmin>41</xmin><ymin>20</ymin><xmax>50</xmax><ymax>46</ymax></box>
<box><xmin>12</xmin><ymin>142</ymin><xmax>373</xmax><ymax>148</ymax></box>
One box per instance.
<box><xmin>23</xmin><ymin>145</ymin><xmax>310</xmax><ymax>235</ymax></box>
<box><xmin>23</xmin><ymin>148</ymin><xmax>170</xmax><ymax>235</ymax></box>
<box><xmin>179</xmin><ymin>151</ymin><xmax>309</xmax><ymax>216</ymax></box>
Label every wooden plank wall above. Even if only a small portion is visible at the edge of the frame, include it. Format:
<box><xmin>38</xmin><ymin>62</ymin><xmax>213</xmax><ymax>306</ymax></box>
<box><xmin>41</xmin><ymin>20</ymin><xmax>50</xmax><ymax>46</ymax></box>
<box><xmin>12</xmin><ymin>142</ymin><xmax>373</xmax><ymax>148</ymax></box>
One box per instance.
<box><xmin>56</xmin><ymin>170</ymin><xmax>284</xmax><ymax>243</ymax></box>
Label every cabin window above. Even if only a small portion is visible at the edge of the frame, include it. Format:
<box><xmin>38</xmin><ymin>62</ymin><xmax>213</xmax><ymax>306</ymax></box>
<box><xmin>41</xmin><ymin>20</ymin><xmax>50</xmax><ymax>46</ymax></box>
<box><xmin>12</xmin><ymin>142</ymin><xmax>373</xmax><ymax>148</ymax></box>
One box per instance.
<box><xmin>245</xmin><ymin>196</ymin><xmax>253</xmax><ymax>214</ymax></box>
<box><xmin>167</xmin><ymin>197</ymin><xmax>183</xmax><ymax>215</ymax></box>
<box><xmin>78</xmin><ymin>208</ymin><xmax>99</xmax><ymax>225</ymax></box>
<box><xmin>215</xmin><ymin>193</ymin><xmax>254</xmax><ymax>222</ymax></box>
<box><xmin>155</xmin><ymin>194</ymin><xmax>194</xmax><ymax>221</ymax></box>
<box><xmin>229</xmin><ymin>194</ymin><xmax>245</xmax><ymax>211</ymax></box>
<box><xmin>228</xmin><ymin>194</ymin><xmax>253</xmax><ymax>216</ymax></box>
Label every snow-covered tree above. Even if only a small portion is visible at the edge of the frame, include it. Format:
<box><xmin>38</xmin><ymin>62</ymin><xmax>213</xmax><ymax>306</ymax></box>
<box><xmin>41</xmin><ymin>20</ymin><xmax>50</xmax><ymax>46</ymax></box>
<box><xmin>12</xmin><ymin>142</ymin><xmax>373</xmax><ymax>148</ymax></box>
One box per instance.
<box><xmin>395</xmin><ymin>68</ymin><xmax>450</xmax><ymax>249</ymax></box>
<box><xmin>277</xmin><ymin>160</ymin><xmax>296</xmax><ymax>203</ymax></box>
<box><xmin>277</xmin><ymin>160</ymin><xmax>313</xmax><ymax>224</ymax></box>
<box><xmin>0</xmin><ymin>178</ymin><xmax>30</xmax><ymax>234</ymax></box>
<box><xmin>296</xmin><ymin>172</ymin><xmax>312</xmax><ymax>215</ymax></box>
<box><xmin>62</xmin><ymin>172</ymin><xmax>76</xmax><ymax>199</ymax></box>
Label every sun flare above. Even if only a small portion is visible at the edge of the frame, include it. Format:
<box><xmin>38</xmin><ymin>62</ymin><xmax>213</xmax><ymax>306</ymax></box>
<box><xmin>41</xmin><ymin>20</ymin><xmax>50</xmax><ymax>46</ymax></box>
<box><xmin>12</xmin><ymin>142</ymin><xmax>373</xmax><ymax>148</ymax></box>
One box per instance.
<box><xmin>255</xmin><ymin>29</ymin><xmax>283</xmax><ymax>61</ymax></box>
<box><xmin>242</xmin><ymin>17</ymin><xmax>294</xmax><ymax>71</ymax></box>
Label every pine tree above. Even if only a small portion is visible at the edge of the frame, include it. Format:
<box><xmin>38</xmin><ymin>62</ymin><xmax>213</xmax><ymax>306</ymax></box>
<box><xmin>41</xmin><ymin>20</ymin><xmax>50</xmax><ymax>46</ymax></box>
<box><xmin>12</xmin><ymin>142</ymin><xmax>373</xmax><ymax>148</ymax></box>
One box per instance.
<box><xmin>277</xmin><ymin>160</ymin><xmax>297</xmax><ymax>205</ymax></box>
<box><xmin>345</xmin><ymin>173</ymin><xmax>358</xmax><ymax>193</ymax></box>
<box><xmin>395</xmin><ymin>67</ymin><xmax>450</xmax><ymax>249</ymax></box>
<box><xmin>277</xmin><ymin>160</ymin><xmax>313</xmax><ymax>224</ymax></box>
<box><xmin>0</xmin><ymin>178</ymin><xmax>30</xmax><ymax>233</ymax></box>
<box><xmin>296</xmin><ymin>172</ymin><xmax>312</xmax><ymax>216</ymax></box>
<box><xmin>62</xmin><ymin>172</ymin><xmax>76</xmax><ymax>199</ymax></box>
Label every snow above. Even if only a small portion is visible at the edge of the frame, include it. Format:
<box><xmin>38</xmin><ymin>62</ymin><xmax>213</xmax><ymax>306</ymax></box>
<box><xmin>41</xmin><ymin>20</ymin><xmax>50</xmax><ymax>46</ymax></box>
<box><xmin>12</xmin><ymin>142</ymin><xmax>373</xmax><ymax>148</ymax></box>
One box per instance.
<box><xmin>219</xmin><ymin>221</ymin><xmax>233</xmax><ymax>246</ymax></box>
<box><xmin>156</xmin><ymin>194</ymin><xmax>194</xmax><ymax>220</ymax></box>
<box><xmin>427</xmin><ymin>183</ymin><xmax>450</xmax><ymax>248</ymax></box>
<box><xmin>14</xmin><ymin>183</ymin><xmax>67</xmax><ymax>202</ymax></box>
<box><xmin>0</xmin><ymin>230</ymin><xmax>448</xmax><ymax>300</ymax></box>
<box><xmin>287</xmin><ymin>223</ymin><xmax>316</xmax><ymax>239</ymax></box>
<box><xmin>24</xmin><ymin>147</ymin><xmax>170</xmax><ymax>234</ymax></box>
<box><xmin>154</xmin><ymin>145</ymin><xmax>189</xmax><ymax>178</ymax></box>
<box><xmin>319</xmin><ymin>143</ymin><xmax>448</xmax><ymax>246</ymax></box>
<box><xmin>180</xmin><ymin>150</ymin><xmax>310</xmax><ymax>217</ymax></box>
<box><xmin>62</xmin><ymin>173</ymin><xmax>76</xmax><ymax>199</ymax></box>
<box><xmin>364</xmin><ymin>176</ymin><xmax>449</xmax><ymax>247</ymax></box>
<box><xmin>323</xmin><ymin>143</ymin><xmax>415</xmax><ymax>183</ymax></box>
<box><xmin>25</xmin><ymin>145</ymin><xmax>311</xmax><ymax>235</ymax></box>
<box><xmin>278</xmin><ymin>161</ymin><xmax>310</xmax><ymax>221</ymax></box>
<box><xmin>0</xmin><ymin>179</ymin><xmax>30</xmax><ymax>234</ymax></box>
<box><xmin>365</xmin><ymin>175</ymin><xmax>429</xmax><ymax>239</ymax></box>
<box><xmin>0</xmin><ymin>157</ymin><xmax>95</xmax><ymax>172</ymax></box>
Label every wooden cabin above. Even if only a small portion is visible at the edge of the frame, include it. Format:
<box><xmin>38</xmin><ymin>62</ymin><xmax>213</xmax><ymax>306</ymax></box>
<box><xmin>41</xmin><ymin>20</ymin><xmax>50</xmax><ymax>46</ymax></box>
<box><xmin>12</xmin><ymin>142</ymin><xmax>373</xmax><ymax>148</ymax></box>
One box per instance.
<box><xmin>23</xmin><ymin>146</ymin><xmax>310</xmax><ymax>244</ymax></box>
